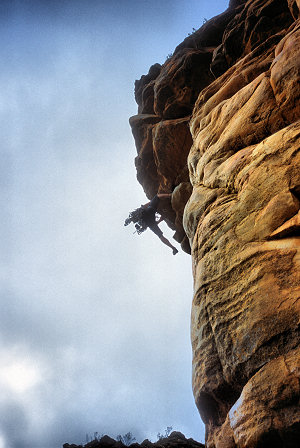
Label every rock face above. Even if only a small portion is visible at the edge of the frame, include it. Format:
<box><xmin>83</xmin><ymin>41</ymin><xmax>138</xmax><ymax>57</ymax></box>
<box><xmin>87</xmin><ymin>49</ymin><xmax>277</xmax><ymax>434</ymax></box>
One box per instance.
<box><xmin>130</xmin><ymin>0</ymin><xmax>300</xmax><ymax>447</ymax></box>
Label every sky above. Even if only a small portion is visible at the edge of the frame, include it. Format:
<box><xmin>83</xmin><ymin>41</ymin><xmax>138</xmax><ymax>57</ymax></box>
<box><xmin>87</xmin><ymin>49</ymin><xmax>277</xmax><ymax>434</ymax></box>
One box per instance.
<box><xmin>0</xmin><ymin>1</ymin><xmax>229</xmax><ymax>447</ymax></box>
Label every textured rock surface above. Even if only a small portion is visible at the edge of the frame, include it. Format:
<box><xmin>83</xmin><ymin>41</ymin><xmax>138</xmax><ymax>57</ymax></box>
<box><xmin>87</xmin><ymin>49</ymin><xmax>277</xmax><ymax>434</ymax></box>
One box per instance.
<box><xmin>131</xmin><ymin>0</ymin><xmax>300</xmax><ymax>446</ymax></box>
<box><xmin>63</xmin><ymin>431</ymin><xmax>205</xmax><ymax>448</ymax></box>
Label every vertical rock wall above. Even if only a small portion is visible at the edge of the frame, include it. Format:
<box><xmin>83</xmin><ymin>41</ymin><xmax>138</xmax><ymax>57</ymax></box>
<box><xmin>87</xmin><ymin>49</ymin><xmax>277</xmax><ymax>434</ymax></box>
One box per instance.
<box><xmin>130</xmin><ymin>0</ymin><xmax>300</xmax><ymax>446</ymax></box>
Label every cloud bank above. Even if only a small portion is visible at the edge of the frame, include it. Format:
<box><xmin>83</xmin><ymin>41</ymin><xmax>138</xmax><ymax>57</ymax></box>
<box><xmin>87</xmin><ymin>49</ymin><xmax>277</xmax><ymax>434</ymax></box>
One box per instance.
<box><xmin>0</xmin><ymin>1</ymin><xmax>229</xmax><ymax>446</ymax></box>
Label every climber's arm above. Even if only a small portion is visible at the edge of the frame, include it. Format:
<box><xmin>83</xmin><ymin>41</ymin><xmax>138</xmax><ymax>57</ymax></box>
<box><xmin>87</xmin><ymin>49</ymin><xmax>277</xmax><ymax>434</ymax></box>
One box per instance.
<box><xmin>157</xmin><ymin>193</ymin><xmax>172</xmax><ymax>199</ymax></box>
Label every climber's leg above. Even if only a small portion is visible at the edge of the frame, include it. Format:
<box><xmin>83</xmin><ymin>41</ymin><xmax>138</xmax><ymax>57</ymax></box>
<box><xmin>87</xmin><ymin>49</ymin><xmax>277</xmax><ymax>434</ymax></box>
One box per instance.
<box><xmin>149</xmin><ymin>223</ymin><xmax>178</xmax><ymax>255</ymax></box>
<box><xmin>159</xmin><ymin>235</ymin><xmax>178</xmax><ymax>255</ymax></box>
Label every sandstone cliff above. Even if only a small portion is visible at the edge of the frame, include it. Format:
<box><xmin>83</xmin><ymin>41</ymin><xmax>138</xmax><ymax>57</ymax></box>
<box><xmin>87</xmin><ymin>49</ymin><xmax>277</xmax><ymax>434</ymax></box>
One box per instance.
<box><xmin>130</xmin><ymin>0</ymin><xmax>300</xmax><ymax>446</ymax></box>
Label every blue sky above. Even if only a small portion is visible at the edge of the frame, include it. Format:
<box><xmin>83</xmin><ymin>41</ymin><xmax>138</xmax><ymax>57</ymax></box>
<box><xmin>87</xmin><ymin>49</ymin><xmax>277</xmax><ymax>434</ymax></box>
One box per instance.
<box><xmin>0</xmin><ymin>1</ymin><xmax>229</xmax><ymax>447</ymax></box>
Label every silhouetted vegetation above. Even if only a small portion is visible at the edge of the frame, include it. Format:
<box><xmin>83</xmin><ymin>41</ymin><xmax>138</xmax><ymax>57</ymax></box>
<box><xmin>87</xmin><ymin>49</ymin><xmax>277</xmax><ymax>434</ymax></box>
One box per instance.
<box><xmin>74</xmin><ymin>427</ymin><xmax>176</xmax><ymax>448</ymax></box>
<box><xmin>187</xmin><ymin>27</ymin><xmax>197</xmax><ymax>36</ymax></box>
<box><xmin>116</xmin><ymin>432</ymin><xmax>136</xmax><ymax>446</ymax></box>
<box><xmin>157</xmin><ymin>427</ymin><xmax>173</xmax><ymax>440</ymax></box>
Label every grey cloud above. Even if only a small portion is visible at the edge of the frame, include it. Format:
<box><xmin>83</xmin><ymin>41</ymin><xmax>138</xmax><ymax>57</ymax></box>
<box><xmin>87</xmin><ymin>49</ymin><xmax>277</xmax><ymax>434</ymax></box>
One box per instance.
<box><xmin>0</xmin><ymin>399</ymin><xmax>29</xmax><ymax>448</ymax></box>
<box><xmin>0</xmin><ymin>0</ymin><xmax>231</xmax><ymax>446</ymax></box>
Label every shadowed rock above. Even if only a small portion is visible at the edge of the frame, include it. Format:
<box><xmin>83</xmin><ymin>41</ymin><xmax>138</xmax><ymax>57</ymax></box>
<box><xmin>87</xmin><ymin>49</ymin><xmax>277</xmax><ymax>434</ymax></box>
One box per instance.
<box><xmin>63</xmin><ymin>432</ymin><xmax>205</xmax><ymax>448</ymax></box>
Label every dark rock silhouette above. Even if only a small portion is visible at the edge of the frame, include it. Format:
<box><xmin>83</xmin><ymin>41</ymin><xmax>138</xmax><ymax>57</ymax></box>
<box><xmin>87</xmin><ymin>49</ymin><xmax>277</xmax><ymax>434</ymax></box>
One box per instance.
<box><xmin>63</xmin><ymin>431</ymin><xmax>205</xmax><ymax>448</ymax></box>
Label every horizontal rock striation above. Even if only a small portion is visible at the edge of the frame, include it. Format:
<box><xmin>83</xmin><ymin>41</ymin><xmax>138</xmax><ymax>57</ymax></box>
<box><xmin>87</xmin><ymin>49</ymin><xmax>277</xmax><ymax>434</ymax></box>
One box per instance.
<box><xmin>131</xmin><ymin>0</ymin><xmax>300</xmax><ymax>446</ymax></box>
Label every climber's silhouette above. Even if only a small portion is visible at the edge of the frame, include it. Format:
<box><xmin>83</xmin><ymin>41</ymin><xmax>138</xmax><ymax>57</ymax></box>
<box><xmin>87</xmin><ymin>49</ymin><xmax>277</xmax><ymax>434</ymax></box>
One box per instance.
<box><xmin>124</xmin><ymin>193</ymin><xmax>178</xmax><ymax>255</ymax></box>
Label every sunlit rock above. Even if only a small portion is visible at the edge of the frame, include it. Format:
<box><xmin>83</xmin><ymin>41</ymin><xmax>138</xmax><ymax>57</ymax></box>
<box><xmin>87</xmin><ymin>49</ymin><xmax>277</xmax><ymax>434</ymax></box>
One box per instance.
<box><xmin>130</xmin><ymin>1</ymin><xmax>300</xmax><ymax>445</ymax></box>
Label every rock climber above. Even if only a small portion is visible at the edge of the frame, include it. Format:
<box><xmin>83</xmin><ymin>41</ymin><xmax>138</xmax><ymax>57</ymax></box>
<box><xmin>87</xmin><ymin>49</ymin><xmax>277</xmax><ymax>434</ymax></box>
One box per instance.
<box><xmin>124</xmin><ymin>193</ymin><xmax>178</xmax><ymax>255</ymax></box>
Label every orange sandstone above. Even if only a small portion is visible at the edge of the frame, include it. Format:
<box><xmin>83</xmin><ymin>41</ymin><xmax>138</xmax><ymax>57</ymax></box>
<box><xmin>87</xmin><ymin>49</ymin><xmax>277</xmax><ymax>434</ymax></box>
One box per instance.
<box><xmin>130</xmin><ymin>1</ymin><xmax>300</xmax><ymax>445</ymax></box>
